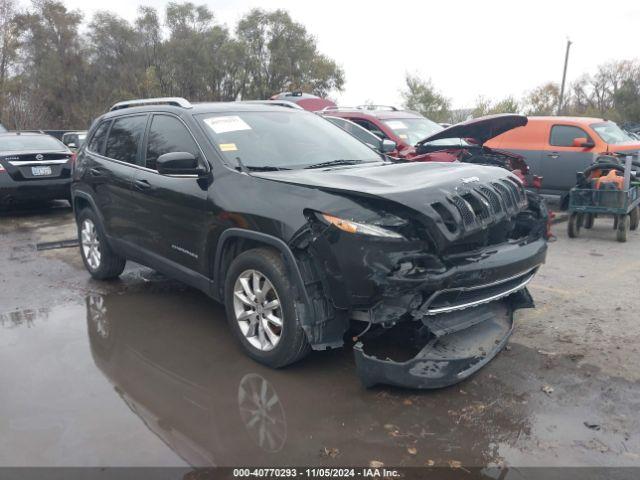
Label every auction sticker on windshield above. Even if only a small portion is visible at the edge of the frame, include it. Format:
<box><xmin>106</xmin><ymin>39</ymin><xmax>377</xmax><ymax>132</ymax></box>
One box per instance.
<box><xmin>386</xmin><ymin>120</ymin><xmax>407</xmax><ymax>130</ymax></box>
<box><xmin>204</xmin><ymin>116</ymin><xmax>251</xmax><ymax>134</ymax></box>
<box><xmin>219</xmin><ymin>143</ymin><xmax>238</xmax><ymax>152</ymax></box>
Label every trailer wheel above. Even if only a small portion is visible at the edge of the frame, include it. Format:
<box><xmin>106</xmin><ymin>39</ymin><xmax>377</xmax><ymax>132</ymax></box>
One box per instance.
<box><xmin>630</xmin><ymin>207</ymin><xmax>639</xmax><ymax>231</ymax></box>
<box><xmin>584</xmin><ymin>213</ymin><xmax>595</xmax><ymax>229</ymax></box>
<box><xmin>616</xmin><ymin>215</ymin><xmax>629</xmax><ymax>242</ymax></box>
<box><xmin>568</xmin><ymin>213</ymin><xmax>582</xmax><ymax>238</ymax></box>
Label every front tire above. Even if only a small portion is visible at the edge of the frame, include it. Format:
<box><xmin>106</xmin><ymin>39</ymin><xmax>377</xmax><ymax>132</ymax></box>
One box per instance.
<box><xmin>77</xmin><ymin>208</ymin><xmax>126</xmax><ymax>280</ymax></box>
<box><xmin>568</xmin><ymin>213</ymin><xmax>582</xmax><ymax>238</ymax></box>
<box><xmin>224</xmin><ymin>247</ymin><xmax>310</xmax><ymax>368</ymax></box>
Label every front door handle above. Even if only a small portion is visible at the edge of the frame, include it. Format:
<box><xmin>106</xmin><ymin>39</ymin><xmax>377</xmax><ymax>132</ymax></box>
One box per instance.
<box><xmin>547</xmin><ymin>152</ymin><xmax>559</xmax><ymax>159</ymax></box>
<box><xmin>134</xmin><ymin>179</ymin><xmax>152</xmax><ymax>191</ymax></box>
<box><xmin>89</xmin><ymin>167</ymin><xmax>105</xmax><ymax>177</ymax></box>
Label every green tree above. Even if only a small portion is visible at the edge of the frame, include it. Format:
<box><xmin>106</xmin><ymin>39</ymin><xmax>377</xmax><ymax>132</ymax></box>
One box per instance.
<box><xmin>472</xmin><ymin>95</ymin><xmax>520</xmax><ymax>117</ymax></box>
<box><xmin>236</xmin><ymin>8</ymin><xmax>344</xmax><ymax>99</ymax></box>
<box><xmin>85</xmin><ymin>11</ymin><xmax>147</xmax><ymax>119</ymax></box>
<box><xmin>523</xmin><ymin>82</ymin><xmax>559</xmax><ymax>115</ymax></box>
<box><xmin>0</xmin><ymin>0</ymin><xmax>19</xmax><ymax>123</ymax></box>
<box><xmin>400</xmin><ymin>74</ymin><xmax>450</xmax><ymax>122</ymax></box>
<box><xmin>14</xmin><ymin>0</ymin><xmax>85</xmax><ymax>128</ymax></box>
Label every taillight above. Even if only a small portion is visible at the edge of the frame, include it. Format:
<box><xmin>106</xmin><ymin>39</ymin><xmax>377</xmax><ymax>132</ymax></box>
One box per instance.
<box><xmin>0</xmin><ymin>163</ymin><xmax>5</xmax><ymax>173</ymax></box>
<box><xmin>69</xmin><ymin>153</ymin><xmax>77</xmax><ymax>172</ymax></box>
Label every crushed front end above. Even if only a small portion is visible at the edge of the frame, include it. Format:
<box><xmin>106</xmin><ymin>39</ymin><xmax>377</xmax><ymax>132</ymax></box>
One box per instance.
<box><xmin>292</xmin><ymin>170</ymin><xmax>549</xmax><ymax>389</ymax></box>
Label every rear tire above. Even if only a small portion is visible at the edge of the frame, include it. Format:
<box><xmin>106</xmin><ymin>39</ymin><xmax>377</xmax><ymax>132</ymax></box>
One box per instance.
<box><xmin>224</xmin><ymin>247</ymin><xmax>311</xmax><ymax>368</ymax></box>
<box><xmin>77</xmin><ymin>208</ymin><xmax>126</xmax><ymax>280</ymax></box>
<box><xmin>568</xmin><ymin>213</ymin><xmax>581</xmax><ymax>238</ymax></box>
<box><xmin>583</xmin><ymin>213</ymin><xmax>595</xmax><ymax>229</ymax></box>
<box><xmin>617</xmin><ymin>215</ymin><xmax>629</xmax><ymax>242</ymax></box>
<box><xmin>630</xmin><ymin>207</ymin><xmax>639</xmax><ymax>231</ymax></box>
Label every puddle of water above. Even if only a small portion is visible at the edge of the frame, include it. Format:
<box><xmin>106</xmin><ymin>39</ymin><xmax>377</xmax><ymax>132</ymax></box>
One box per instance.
<box><xmin>1</xmin><ymin>289</ymin><xmax>639</xmax><ymax>468</ymax></box>
<box><xmin>0</xmin><ymin>301</ymin><xmax>185</xmax><ymax>467</ymax></box>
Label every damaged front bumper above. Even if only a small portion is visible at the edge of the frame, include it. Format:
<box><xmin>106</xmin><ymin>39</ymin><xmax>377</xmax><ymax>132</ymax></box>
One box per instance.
<box><xmin>353</xmin><ymin>290</ymin><xmax>532</xmax><ymax>389</ymax></box>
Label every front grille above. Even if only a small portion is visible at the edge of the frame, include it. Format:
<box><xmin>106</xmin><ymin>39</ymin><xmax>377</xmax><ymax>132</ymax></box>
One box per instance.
<box><xmin>478</xmin><ymin>186</ymin><xmax>502</xmax><ymax>214</ymax></box>
<box><xmin>450</xmin><ymin>196</ymin><xmax>475</xmax><ymax>225</ymax></box>
<box><xmin>492</xmin><ymin>181</ymin><xmax>518</xmax><ymax>212</ymax></box>
<box><xmin>505</xmin><ymin>178</ymin><xmax>528</xmax><ymax>206</ymax></box>
<box><xmin>431</xmin><ymin>180</ymin><xmax>527</xmax><ymax>235</ymax></box>
<box><xmin>462</xmin><ymin>192</ymin><xmax>490</xmax><ymax>222</ymax></box>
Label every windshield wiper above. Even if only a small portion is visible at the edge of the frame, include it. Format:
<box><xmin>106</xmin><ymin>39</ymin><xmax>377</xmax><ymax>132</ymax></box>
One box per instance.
<box><xmin>304</xmin><ymin>159</ymin><xmax>368</xmax><ymax>169</ymax></box>
<box><xmin>234</xmin><ymin>156</ymin><xmax>290</xmax><ymax>172</ymax></box>
<box><xmin>245</xmin><ymin>165</ymin><xmax>291</xmax><ymax>171</ymax></box>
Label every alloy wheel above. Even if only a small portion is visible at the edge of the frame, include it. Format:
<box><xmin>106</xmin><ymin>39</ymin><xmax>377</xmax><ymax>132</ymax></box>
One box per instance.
<box><xmin>233</xmin><ymin>269</ymin><xmax>283</xmax><ymax>351</ymax></box>
<box><xmin>81</xmin><ymin>219</ymin><xmax>101</xmax><ymax>270</ymax></box>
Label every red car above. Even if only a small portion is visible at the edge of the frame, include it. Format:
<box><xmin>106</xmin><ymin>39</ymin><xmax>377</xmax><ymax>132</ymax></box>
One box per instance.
<box><xmin>318</xmin><ymin>107</ymin><xmax>533</xmax><ymax>184</ymax></box>
<box><xmin>269</xmin><ymin>91</ymin><xmax>337</xmax><ymax>111</ymax></box>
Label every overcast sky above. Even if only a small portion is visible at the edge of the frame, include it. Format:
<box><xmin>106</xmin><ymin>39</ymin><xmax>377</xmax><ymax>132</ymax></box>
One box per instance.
<box><xmin>59</xmin><ymin>0</ymin><xmax>640</xmax><ymax>108</ymax></box>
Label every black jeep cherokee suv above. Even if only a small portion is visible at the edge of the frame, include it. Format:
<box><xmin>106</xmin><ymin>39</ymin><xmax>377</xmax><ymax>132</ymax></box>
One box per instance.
<box><xmin>72</xmin><ymin>98</ymin><xmax>549</xmax><ymax>389</ymax></box>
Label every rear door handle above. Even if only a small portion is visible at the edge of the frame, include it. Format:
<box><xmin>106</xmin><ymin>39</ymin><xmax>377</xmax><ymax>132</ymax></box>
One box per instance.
<box><xmin>134</xmin><ymin>179</ymin><xmax>152</xmax><ymax>191</ymax></box>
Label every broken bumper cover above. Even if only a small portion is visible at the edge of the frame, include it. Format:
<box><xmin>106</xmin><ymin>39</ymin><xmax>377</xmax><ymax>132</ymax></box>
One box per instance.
<box><xmin>353</xmin><ymin>294</ymin><xmax>527</xmax><ymax>389</ymax></box>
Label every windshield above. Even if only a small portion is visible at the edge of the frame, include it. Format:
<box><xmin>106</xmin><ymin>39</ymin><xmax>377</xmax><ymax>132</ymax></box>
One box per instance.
<box><xmin>198</xmin><ymin>111</ymin><xmax>381</xmax><ymax>170</ymax></box>
<box><xmin>0</xmin><ymin>135</ymin><xmax>66</xmax><ymax>152</ymax></box>
<box><xmin>591</xmin><ymin>122</ymin><xmax>635</xmax><ymax>145</ymax></box>
<box><xmin>382</xmin><ymin>117</ymin><xmax>444</xmax><ymax>145</ymax></box>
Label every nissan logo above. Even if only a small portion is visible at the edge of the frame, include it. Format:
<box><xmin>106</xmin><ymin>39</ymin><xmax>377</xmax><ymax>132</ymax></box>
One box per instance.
<box><xmin>35</xmin><ymin>154</ymin><xmax>44</xmax><ymax>161</ymax></box>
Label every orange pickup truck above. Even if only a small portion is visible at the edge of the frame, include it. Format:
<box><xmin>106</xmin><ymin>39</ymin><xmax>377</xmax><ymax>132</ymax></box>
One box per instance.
<box><xmin>486</xmin><ymin>116</ymin><xmax>640</xmax><ymax>199</ymax></box>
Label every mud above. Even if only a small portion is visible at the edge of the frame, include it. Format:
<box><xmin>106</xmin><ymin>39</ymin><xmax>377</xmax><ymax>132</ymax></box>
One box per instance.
<box><xmin>1</xmin><ymin>202</ymin><xmax>639</xmax><ymax>468</ymax></box>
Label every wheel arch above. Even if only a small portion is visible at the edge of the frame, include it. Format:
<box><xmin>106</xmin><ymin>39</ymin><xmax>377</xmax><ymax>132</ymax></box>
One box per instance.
<box><xmin>213</xmin><ymin>229</ymin><xmax>312</xmax><ymax>310</ymax></box>
<box><xmin>72</xmin><ymin>191</ymin><xmax>106</xmax><ymax>228</ymax></box>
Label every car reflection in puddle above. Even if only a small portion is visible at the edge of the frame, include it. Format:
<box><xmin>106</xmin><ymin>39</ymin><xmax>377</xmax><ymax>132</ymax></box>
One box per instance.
<box><xmin>84</xmin><ymin>290</ymin><xmax>536</xmax><ymax>468</ymax></box>
<box><xmin>237</xmin><ymin>373</ymin><xmax>287</xmax><ymax>453</ymax></box>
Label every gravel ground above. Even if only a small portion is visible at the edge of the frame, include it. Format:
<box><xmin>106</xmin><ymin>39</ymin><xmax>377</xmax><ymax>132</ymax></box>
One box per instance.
<box><xmin>0</xmin><ymin>200</ymin><xmax>638</xmax><ymax>470</ymax></box>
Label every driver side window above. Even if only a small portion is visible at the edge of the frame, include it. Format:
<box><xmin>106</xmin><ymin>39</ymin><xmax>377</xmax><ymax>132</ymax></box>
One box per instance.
<box><xmin>145</xmin><ymin>115</ymin><xmax>200</xmax><ymax>171</ymax></box>
<box><xmin>351</xmin><ymin>118</ymin><xmax>388</xmax><ymax>139</ymax></box>
<box><xmin>550</xmin><ymin>125</ymin><xmax>592</xmax><ymax>147</ymax></box>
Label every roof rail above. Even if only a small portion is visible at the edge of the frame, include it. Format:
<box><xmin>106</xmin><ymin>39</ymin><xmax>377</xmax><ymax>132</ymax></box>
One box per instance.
<box><xmin>239</xmin><ymin>100</ymin><xmax>303</xmax><ymax>110</ymax></box>
<box><xmin>356</xmin><ymin>104</ymin><xmax>399</xmax><ymax>111</ymax></box>
<box><xmin>319</xmin><ymin>106</ymin><xmax>360</xmax><ymax>112</ymax></box>
<box><xmin>110</xmin><ymin>97</ymin><xmax>192</xmax><ymax>112</ymax></box>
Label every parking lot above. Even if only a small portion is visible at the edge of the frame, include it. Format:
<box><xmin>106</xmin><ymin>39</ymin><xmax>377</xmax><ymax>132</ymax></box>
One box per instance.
<box><xmin>0</xmin><ymin>201</ymin><xmax>639</xmax><ymax>469</ymax></box>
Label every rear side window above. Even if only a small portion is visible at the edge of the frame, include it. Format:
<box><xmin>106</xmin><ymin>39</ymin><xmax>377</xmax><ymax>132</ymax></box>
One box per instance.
<box><xmin>326</xmin><ymin>117</ymin><xmax>381</xmax><ymax>149</ymax></box>
<box><xmin>88</xmin><ymin>121</ymin><xmax>111</xmax><ymax>154</ymax></box>
<box><xmin>105</xmin><ymin>115</ymin><xmax>147</xmax><ymax>164</ymax></box>
<box><xmin>550</xmin><ymin>125</ymin><xmax>591</xmax><ymax>147</ymax></box>
<box><xmin>350</xmin><ymin>118</ymin><xmax>389</xmax><ymax>139</ymax></box>
<box><xmin>145</xmin><ymin>115</ymin><xmax>200</xmax><ymax>170</ymax></box>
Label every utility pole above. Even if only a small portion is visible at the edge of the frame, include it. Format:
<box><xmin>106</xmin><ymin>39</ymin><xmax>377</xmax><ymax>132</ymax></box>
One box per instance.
<box><xmin>557</xmin><ymin>38</ymin><xmax>572</xmax><ymax>115</ymax></box>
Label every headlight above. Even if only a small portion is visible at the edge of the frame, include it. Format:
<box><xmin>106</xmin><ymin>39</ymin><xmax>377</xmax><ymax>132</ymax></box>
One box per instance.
<box><xmin>321</xmin><ymin>213</ymin><xmax>404</xmax><ymax>239</ymax></box>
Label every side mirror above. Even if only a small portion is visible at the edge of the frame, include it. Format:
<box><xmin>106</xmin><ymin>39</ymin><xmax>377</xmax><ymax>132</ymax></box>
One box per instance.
<box><xmin>380</xmin><ymin>139</ymin><xmax>397</xmax><ymax>154</ymax></box>
<box><xmin>572</xmin><ymin>137</ymin><xmax>595</xmax><ymax>148</ymax></box>
<box><xmin>157</xmin><ymin>152</ymin><xmax>201</xmax><ymax>175</ymax></box>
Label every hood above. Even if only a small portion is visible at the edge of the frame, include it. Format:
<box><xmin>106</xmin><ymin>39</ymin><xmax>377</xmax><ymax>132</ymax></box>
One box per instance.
<box><xmin>253</xmin><ymin>161</ymin><xmax>517</xmax><ymax>215</ymax></box>
<box><xmin>609</xmin><ymin>143</ymin><xmax>640</xmax><ymax>154</ymax></box>
<box><xmin>416</xmin><ymin>114</ymin><xmax>528</xmax><ymax>147</ymax></box>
